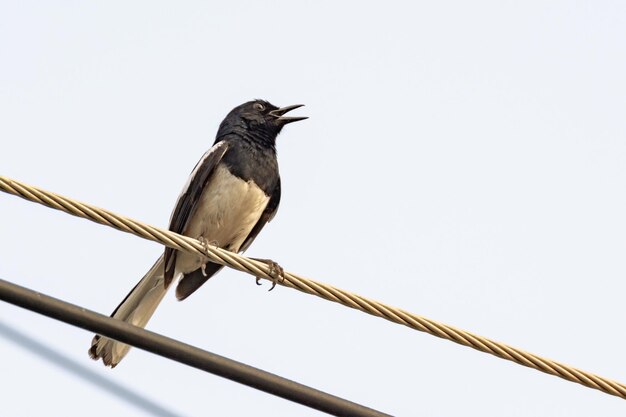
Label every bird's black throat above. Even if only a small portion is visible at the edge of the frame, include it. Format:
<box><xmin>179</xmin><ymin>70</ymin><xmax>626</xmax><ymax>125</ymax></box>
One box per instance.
<box><xmin>216</xmin><ymin>117</ymin><xmax>280</xmax><ymax>150</ymax></box>
<box><xmin>219</xmin><ymin>134</ymin><xmax>280</xmax><ymax>196</ymax></box>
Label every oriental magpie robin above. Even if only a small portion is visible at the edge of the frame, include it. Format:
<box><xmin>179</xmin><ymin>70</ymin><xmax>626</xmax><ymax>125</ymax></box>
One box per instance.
<box><xmin>89</xmin><ymin>100</ymin><xmax>306</xmax><ymax>367</ymax></box>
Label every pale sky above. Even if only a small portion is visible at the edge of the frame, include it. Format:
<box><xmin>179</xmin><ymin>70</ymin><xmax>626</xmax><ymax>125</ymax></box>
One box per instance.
<box><xmin>1</xmin><ymin>1</ymin><xmax>626</xmax><ymax>416</ymax></box>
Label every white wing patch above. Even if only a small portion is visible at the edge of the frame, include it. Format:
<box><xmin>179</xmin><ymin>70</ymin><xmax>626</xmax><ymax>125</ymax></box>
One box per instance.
<box><xmin>170</xmin><ymin>141</ymin><xmax>228</xmax><ymax>224</ymax></box>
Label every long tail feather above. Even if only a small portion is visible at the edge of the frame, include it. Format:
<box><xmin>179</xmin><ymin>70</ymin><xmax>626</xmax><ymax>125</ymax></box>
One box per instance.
<box><xmin>88</xmin><ymin>255</ymin><xmax>168</xmax><ymax>367</ymax></box>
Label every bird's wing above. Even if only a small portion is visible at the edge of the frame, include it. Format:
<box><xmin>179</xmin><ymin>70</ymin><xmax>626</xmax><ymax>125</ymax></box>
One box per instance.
<box><xmin>238</xmin><ymin>177</ymin><xmax>281</xmax><ymax>254</ymax></box>
<box><xmin>164</xmin><ymin>140</ymin><xmax>229</xmax><ymax>286</ymax></box>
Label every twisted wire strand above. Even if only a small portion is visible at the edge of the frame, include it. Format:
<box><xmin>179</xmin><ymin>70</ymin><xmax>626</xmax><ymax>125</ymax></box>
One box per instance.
<box><xmin>1</xmin><ymin>174</ymin><xmax>625</xmax><ymax>399</ymax></box>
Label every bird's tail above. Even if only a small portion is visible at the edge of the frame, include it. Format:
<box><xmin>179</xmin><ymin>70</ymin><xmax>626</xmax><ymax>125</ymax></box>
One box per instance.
<box><xmin>88</xmin><ymin>255</ymin><xmax>169</xmax><ymax>367</ymax></box>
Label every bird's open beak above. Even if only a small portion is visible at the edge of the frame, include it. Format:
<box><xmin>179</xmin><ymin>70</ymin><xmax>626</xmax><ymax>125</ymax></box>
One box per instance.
<box><xmin>270</xmin><ymin>104</ymin><xmax>308</xmax><ymax>124</ymax></box>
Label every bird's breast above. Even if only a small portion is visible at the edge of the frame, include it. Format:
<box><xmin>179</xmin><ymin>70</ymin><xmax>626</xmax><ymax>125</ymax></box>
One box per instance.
<box><xmin>176</xmin><ymin>164</ymin><xmax>269</xmax><ymax>273</ymax></box>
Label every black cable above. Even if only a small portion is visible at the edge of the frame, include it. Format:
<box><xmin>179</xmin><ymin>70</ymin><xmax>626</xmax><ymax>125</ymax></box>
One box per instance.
<box><xmin>0</xmin><ymin>278</ymin><xmax>392</xmax><ymax>417</ymax></box>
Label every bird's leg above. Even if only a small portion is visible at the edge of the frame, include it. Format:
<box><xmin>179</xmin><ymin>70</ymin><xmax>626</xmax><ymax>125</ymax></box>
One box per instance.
<box><xmin>197</xmin><ymin>237</ymin><xmax>220</xmax><ymax>277</ymax></box>
<box><xmin>251</xmin><ymin>258</ymin><xmax>284</xmax><ymax>291</ymax></box>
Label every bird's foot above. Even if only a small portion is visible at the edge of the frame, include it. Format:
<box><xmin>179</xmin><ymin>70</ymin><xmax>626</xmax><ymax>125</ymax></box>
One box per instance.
<box><xmin>252</xmin><ymin>258</ymin><xmax>284</xmax><ymax>291</ymax></box>
<box><xmin>198</xmin><ymin>237</ymin><xmax>219</xmax><ymax>277</ymax></box>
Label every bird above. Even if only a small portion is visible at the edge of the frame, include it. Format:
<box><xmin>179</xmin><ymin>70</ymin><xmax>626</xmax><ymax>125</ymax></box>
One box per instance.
<box><xmin>88</xmin><ymin>99</ymin><xmax>307</xmax><ymax>367</ymax></box>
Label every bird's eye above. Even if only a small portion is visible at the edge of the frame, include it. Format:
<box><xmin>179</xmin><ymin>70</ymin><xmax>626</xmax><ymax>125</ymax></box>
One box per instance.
<box><xmin>253</xmin><ymin>103</ymin><xmax>265</xmax><ymax>111</ymax></box>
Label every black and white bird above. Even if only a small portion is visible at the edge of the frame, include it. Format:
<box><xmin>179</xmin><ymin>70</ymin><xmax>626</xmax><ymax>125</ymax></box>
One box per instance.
<box><xmin>89</xmin><ymin>100</ymin><xmax>306</xmax><ymax>367</ymax></box>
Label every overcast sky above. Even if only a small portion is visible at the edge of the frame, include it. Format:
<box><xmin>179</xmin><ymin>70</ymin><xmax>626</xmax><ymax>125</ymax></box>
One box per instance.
<box><xmin>1</xmin><ymin>1</ymin><xmax>626</xmax><ymax>416</ymax></box>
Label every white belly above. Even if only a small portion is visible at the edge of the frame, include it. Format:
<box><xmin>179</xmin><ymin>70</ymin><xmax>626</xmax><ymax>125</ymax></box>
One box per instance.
<box><xmin>175</xmin><ymin>165</ymin><xmax>269</xmax><ymax>273</ymax></box>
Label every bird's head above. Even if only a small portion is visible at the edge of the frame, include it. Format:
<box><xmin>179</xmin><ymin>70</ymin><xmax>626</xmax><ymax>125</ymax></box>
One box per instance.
<box><xmin>216</xmin><ymin>100</ymin><xmax>307</xmax><ymax>146</ymax></box>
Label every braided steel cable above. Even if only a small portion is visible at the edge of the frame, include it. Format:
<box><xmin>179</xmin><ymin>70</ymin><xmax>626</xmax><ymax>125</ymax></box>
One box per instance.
<box><xmin>1</xmin><ymin>174</ymin><xmax>625</xmax><ymax>399</ymax></box>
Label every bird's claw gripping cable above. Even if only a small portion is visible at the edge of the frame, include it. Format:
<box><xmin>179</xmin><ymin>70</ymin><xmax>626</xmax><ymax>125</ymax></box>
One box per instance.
<box><xmin>254</xmin><ymin>259</ymin><xmax>284</xmax><ymax>291</ymax></box>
